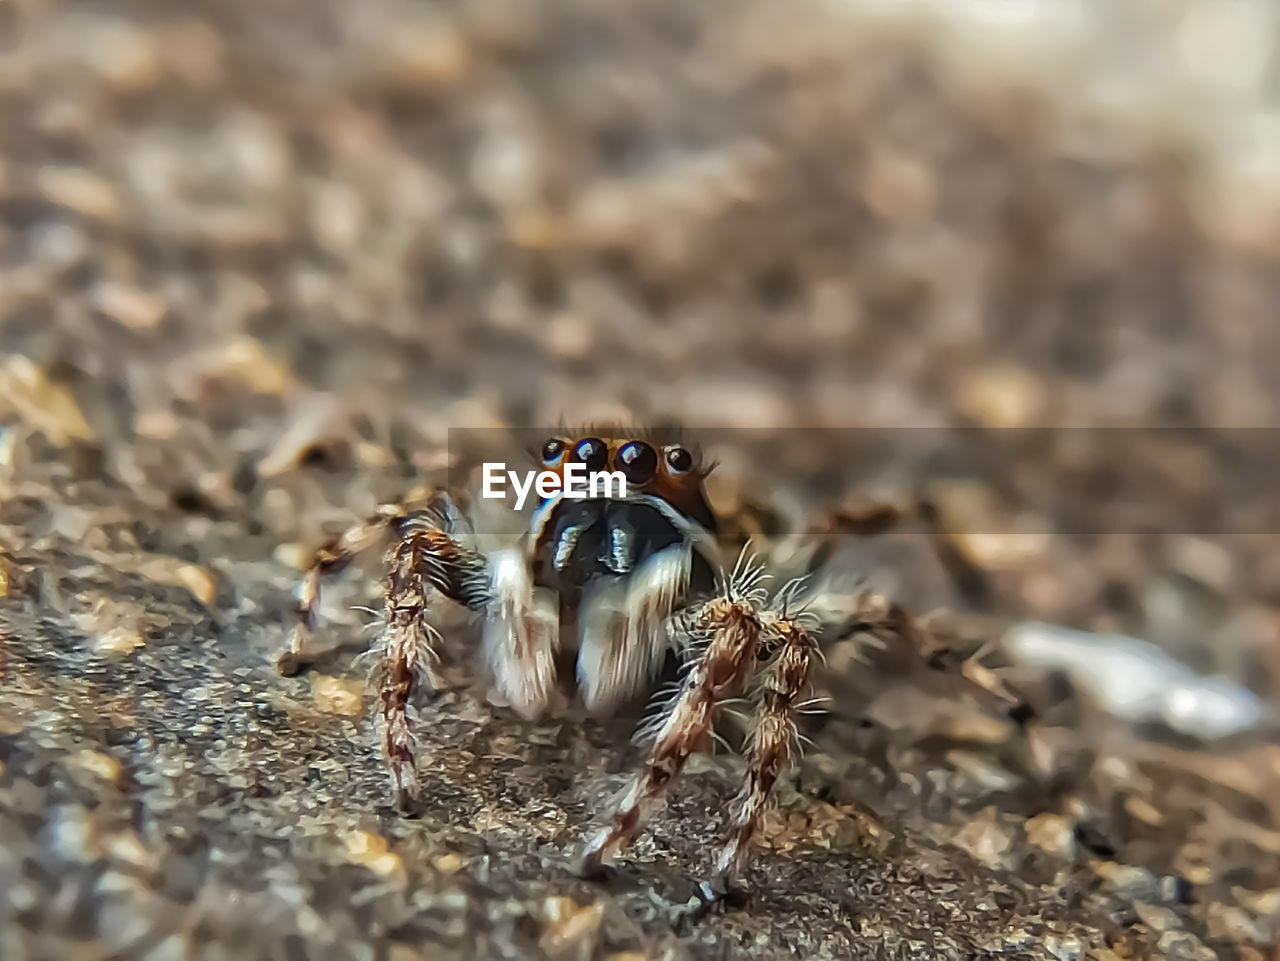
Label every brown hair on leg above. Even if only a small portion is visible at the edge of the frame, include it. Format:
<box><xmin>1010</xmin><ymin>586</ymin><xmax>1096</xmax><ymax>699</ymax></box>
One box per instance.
<box><xmin>579</xmin><ymin>557</ymin><xmax>769</xmax><ymax>876</ymax></box>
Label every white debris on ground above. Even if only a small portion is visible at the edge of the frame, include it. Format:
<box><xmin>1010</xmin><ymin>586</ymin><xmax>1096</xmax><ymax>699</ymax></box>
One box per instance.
<box><xmin>1003</xmin><ymin>621</ymin><xmax>1263</xmax><ymax>738</ymax></box>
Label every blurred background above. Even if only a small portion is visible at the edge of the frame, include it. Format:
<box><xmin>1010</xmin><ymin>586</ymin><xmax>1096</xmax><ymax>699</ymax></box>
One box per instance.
<box><xmin>1</xmin><ymin>0</ymin><xmax>1279</xmax><ymax>958</ymax></box>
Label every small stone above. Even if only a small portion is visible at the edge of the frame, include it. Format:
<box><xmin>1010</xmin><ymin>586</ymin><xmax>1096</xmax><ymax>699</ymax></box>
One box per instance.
<box><xmin>434</xmin><ymin>853</ymin><xmax>463</xmax><ymax>874</ymax></box>
<box><xmin>1238</xmin><ymin>887</ymin><xmax>1280</xmax><ymax>917</ymax></box>
<box><xmin>1044</xmin><ymin>933</ymin><xmax>1083</xmax><ymax>961</ymax></box>
<box><xmin>274</xmin><ymin>543</ymin><xmax>312</xmax><ymax>571</ymax></box>
<box><xmin>953</xmin><ymin>363</ymin><xmax>1045</xmax><ymax>429</ymax></box>
<box><xmin>1133</xmin><ymin>900</ymin><xmax>1182</xmax><ymax>933</ymax></box>
<box><xmin>95</xmin><ymin>625</ymin><xmax>146</xmax><ymax>656</ymax></box>
<box><xmin>139</xmin><ymin>934</ymin><xmax>186</xmax><ymax>961</ymax></box>
<box><xmin>1025</xmin><ymin>813</ymin><xmax>1076</xmax><ymax>860</ymax></box>
<box><xmin>370</xmin><ymin>16</ymin><xmax>469</xmax><ymax>91</ymax></box>
<box><xmin>192</xmin><ymin>336</ymin><xmax>299</xmax><ymax>398</ymax></box>
<box><xmin>343</xmin><ymin>831</ymin><xmax>406</xmax><ymax>882</ymax></box>
<box><xmin>1205</xmin><ymin>903</ymin><xmax>1272</xmax><ymax>944</ymax></box>
<box><xmin>0</xmin><ymin>355</ymin><xmax>94</xmax><ymax>445</ymax></box>
<box><xmin>1095</xmin><ymin>862</ymin><xmax>1161</xmax><ymax>902</ymax></box>
<box><xmin>539</xmin><ymin>898</ymin><xmax>604</xmax><ymax>954</ymax></box>
<box><xmin>1123</xmin><ymin>794</ymin><xmax>1164</xmax><ymax>827</ymax></box>
<box><xmin>1156</xmin><ymin>930</ymin><xmax>1216</xmax><ymax>961</ymax></box>
<box><xmin>134</xmin><ymin>409</ymin><xmax>182</xmax><ymax>440</ymax></box>
<box><xmin>388</xmin><ymin>945</ymin><xmax>432</xmax><ymax>961</ymax></box>
<box><xmin>73</xmin><ymin>16</ymin><xmax>166</xmax><ymax>93</ymax></box>
<box><xmin>106</xmin><ymin>831</ymin><xmax>154</xmax><ymax>870</ymax></box>
<box><xmin>1158</xmin><ymin>875</ymin><xmax>1191</xmax><ymax>905</ymax></box>
<box><xmin>311</xmin><ymin>676</ymin><xmax>365</xmax><ymax>717</ymax></box>
<box><xmin>137</xmin><ymin>557</ymin><xmax>218</xmax><ymax>606</ymax></box>
<box><xmin>946</xmin><ymin>749</ymin><xmax>1020</xmax><ymax>792</ymax></box>
<box><xmin>92</xmin><ymin>282</ymin><xmax>167</xmax><ymax>330</ymax></box>
<box><xmin>942</xmin><ymin>710</ymin><xmax>1016</xmax><ymax>746</ymax></box>
<box><xmin>953</xmin><ymin>806</ymin><xmax>1016</xmax><ymax>869</ymax></box>
<box><xmin>545</xmin><ymin>312</ymin><xmax>595</xmax><ymax>360</ymax></box>
<box><xmin>174</xmin><ymin>564</ymin><xmax>218</xmax><ymax>606</ymax></box>
<box><xmin>36</xmin><ymin>167</ymin><xmax>125</xmax><ymax>223</ymax></box>
<box><xmin>859</xmin><ymin>144</ymin><xmax>935</xmax><ymax>222</ymax></box>
<box><xmin>74</xmin><ymin>749</ymin><xmax>122</xmax><ymax>785</ymax></box>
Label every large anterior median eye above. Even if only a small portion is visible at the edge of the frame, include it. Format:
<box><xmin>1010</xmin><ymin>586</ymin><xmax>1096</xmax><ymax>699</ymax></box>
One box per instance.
<box><xmin>571</xmin><ymin>437</ymin><xmax>608</xmax><ymax>472</ymax></box>
<box><xmin>616</xmin><ymin>440</ymin><xmax>656</xmax><ymax>484</ymax></box>
<box><xmin>664</xmin><ymin>445</ymin><xmax>693</xmax><ymax>474</ymax></box>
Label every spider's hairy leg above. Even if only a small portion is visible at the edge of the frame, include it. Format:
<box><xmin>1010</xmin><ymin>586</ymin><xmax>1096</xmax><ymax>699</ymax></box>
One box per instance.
<box><xmin>716</xmin><ymin>602</ymin><xmax>819</xmax><ymax>884</ymax></box>
<box><xmin>375</xmin><ymin>531</ymin><xmax>440</xmax><ymax>811</ymax></box>
<box><xmin>578</xmin><ymin>557</ymin><xmax>769</xmax><ymax>877</ymax></box>
<box><xmin>373</xmin><ymin>509</ymin><xmax>492</xmax><ymax>811</ymax></box>
<box><xmin>277</xmin><ymin>505</ymin><xmax>402</xmax><ymax>676</ymax></box>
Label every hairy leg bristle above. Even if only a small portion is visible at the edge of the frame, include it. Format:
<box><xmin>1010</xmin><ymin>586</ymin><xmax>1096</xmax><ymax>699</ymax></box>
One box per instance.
<box><xmin>374</xmin><ymin>531</ymin><xmax>444</xmax><ymax>811</ymax></box>
<box><xmin>278</xmin><ymin>508</ymin><xmax>400</xmax><ymax>676</ymax></box>
<box><xmin>281</xmin><ymin>494</ymin><xmax>495</xmax><ymax>811</ymax></box>
<box><xmin>579</xmin><ymin>591</ymin><xmax>764</xmax><ymax>876</ymax></box>
<box><xmin>716</xmin><ymin>612</ymin><xmax>818</xmax><ymax>883</ymax></box>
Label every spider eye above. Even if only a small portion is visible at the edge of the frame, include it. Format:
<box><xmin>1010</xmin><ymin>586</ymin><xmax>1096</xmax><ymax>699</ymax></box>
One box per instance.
<box><xmin>665</xmin><ymin>445</ymin><xmax>693</xmax><ymax>474</ymax></box>
<box><xmin>572</xmin><ymin>437</ymin><xmax>608</xmax><ymax>472</ymax></box>
<box><xmin>616</xmin><ymin>440</ymin><xmax>656</xmax><ymax>484</ymax></box>
<box><xmin>540</xmin><ymin>437</ymin><xmax>565</xmax><ymax>464</ymax></box>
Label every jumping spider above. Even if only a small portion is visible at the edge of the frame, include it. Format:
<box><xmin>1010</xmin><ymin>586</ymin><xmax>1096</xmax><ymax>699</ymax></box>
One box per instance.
<box><xmin>276</xmin><ymin>431</ymin><xmax>945</xmax><ymax>888</ymax></box>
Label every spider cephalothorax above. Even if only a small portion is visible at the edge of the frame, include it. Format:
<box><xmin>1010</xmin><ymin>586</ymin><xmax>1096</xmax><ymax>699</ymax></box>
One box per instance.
<box><xmin>521</xmin><ymin>434</ymin><xmax>721</xmax><ymax>714</ymax></box>
<box><xmin>276</xmin><ymin>430</ymin><xmax>916</xmax><ymax>888</ymax></box>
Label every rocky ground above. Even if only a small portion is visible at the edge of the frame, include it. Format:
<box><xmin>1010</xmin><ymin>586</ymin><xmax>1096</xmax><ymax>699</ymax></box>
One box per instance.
<box><xmin>0</xmin><ymin>0</ymin><xmax>1278</xmax><ymax>958</ymax></box>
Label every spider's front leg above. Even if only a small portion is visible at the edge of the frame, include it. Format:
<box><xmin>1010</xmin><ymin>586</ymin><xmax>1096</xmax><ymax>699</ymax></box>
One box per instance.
<box><xmin>373</xmin><ymin>510</ymin><xmax>493</xmax><ymax>810</ymax></box>
<box><xmin>278</xmin><ymin>497</ymin><xmax>493</xmax><ymax>675</ymax></box>
<box><xmin>578</xmin><ymin>559</ymin><xmax>773</xmax><ymax>878</ymax></box>
<box><xmin>278</xmin><ymin>497</ymin><xmax>493</xmax><ymax>810</ymax></box>
<box><xmin>277</xmin><ymin>504</ymin><xmax>401</xmax><ymax>676</ymax></box>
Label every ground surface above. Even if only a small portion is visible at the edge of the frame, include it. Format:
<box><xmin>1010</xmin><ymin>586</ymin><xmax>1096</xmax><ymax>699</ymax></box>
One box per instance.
<box><xmin>0</xmin><ymin>1</ymin><xmax>1278</xmax><ymax>958</ymax></box>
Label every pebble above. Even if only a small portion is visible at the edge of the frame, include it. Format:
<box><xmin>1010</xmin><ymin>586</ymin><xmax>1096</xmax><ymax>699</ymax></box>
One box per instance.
<box><xmin>36</xmin><ymin>166</ymin><xmax>126</xmax><ymax>224</ymax></box>
<box><xmin>0</xmin><ymin>355</ymin><xmax>94</xmax><ymax>446</ymax></box>
<box><xmin>367</xmin><ymin>15</ymin><xmax>469</xmax><ymax>91</ymax></box>
<box><xmin>539</xmin><ymin>898</ymin><xmax>605</xmax><ymax>954</ymax></box>
<box><xmin>859</xmin><ymin>144</ymin><xmax>936</xmax><ymax>222</ymax></box>
<box><xmin>66</xmin><ymin>15</ymin><xmax>166</xmax><ymax>93</ymax></box>
<box><xmin>952</xmin><ymin>806</ymin><xmax>1017</xmax><ymax>869</ymax></box>
<box><xmin>1134</xmin><ymin>901</ymin><xmax>1183</xmax><ymax>933</ymax></box>
<box><xmin>91</xmin><ymin>282</ymin><xmax>168</xmax><ymax>331</ymax></box>
<box><xmin>1003</xmin><ymin>622</ymin><xmax>1262</xmax><ymax>738</ymax></box>
<box><xmin>953</xmin><ymin>363</ymin><xmax>1045</xmax><ymax>429</ymax></box>
<box><xmin>1155</xmin><ymin>931</ymin><xmax>1216</xmax><ymax>961</ymax></box>
<box><xmin>1205</xmin><ymin>902</ymin><xmax>1273</xmax><ymax>944</ymax></box>
<box><xmin>1025</xmin><ymin>813</ymin><xmax>1076</xmax><ymax>860</ymax></box>
<box><xmin>1095</xmin><ymin>862</ymin><xmax>1161</xmax><ymax>902</ymax></box>
<box><xmin>1044</xmin><ymin>933</ymin><xmax>1084</xmax><ymax>961</ymax></box>
<box><xmin>311</xmin><ymin>676</ymin><xmax>365</xmax><ymax>717</ymax></box>
<box><xmin>342</xmin><ymin>831</ymin><xmax>406</xmax><ymax>882</ymax></box>
<box><xmin>94</xmin><ymin>625</ymin><xmax>147</xmax><ymax>656</ymax></box>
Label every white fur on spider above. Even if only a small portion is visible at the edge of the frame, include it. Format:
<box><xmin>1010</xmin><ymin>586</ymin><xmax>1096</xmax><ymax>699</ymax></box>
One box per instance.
<box><xmin>576</xmin><ymin>544</ymin><xmax>692</xmax><ymax>714</ymax></box>
<box><xmin>483</xmin><ymin>546</ymin><xmax>559</xmax><ymax>719</ymax></box>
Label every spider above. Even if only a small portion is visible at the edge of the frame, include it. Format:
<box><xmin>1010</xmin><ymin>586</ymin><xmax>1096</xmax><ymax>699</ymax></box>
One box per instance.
<box><xmin>275</xmin><ymin>431</ymin><xmax>955</xmax><ymax>888</ymax></box>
